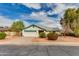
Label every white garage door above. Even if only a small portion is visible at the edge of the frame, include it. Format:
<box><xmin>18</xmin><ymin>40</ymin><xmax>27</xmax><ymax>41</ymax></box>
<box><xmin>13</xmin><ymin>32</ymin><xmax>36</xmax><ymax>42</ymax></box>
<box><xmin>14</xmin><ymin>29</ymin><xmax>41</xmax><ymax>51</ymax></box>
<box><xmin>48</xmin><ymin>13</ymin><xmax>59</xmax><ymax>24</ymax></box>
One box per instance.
<box><xmin>22</xmin><ymin>30</ymin><xmax>38</xmax><ymax>37</ymax></box>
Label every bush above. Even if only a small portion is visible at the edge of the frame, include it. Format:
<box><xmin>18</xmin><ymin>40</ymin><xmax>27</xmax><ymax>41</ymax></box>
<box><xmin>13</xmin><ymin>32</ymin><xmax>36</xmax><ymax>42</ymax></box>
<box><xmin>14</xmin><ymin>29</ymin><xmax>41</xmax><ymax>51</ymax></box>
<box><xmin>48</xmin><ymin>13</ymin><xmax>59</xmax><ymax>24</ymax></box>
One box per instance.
<box><xmin>65</xmin><ymin>32</ymin><xmax>75</xmax><ymax>36</ymax></box>
<box><xmin>74</xmin><ymin>33</ymin><xmax>79</xmax><ymax>37</ymax></box>
<box><xmin>39</xmin><ymin>32</ymin><xmax>46</xmax><ymax>38</ymax></box>
<box><xmin>74</xmin><ymin>29</ymin><xmax>79</xmax><ymax>37</ymax></box>
<box><xmin>0</xmin><ymin>32</ymin><xmax>6</xmax><ymax>39</ymax></box>
<box><xmin>47</xmin><ymin>32</ymin><xmax>58</xmax><ymax>40</ymax></box>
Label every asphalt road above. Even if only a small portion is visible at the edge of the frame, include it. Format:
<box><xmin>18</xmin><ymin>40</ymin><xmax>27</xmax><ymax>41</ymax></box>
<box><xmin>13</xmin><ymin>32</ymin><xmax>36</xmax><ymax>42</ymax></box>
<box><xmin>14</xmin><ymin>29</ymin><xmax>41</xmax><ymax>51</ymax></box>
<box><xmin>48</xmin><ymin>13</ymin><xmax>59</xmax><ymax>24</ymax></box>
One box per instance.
<box><xmin>0</xmin><ymin>45</ymin><xmax>79</xmax><ymax>56</ymax></box>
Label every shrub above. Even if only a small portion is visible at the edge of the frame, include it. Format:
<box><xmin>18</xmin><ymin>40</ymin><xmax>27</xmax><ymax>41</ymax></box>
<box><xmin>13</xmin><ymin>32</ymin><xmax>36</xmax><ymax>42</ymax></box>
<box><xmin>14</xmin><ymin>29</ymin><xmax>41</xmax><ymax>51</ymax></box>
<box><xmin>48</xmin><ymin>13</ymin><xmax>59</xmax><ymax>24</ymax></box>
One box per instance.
<box><xmin>65</xmin><ymin>32</ymin><xmax>75</xmax><ymax>36</ymax></box>
<box><xmin>74</xmin><ymin>29</ymin><xmax>79</xmax><ymax>37</ymax></box>
<box><xmin>39</xmin><ymin>32</ymin><xmax>46</xmax><ymax>38</ymax></box>
<box><xmin>47</xmin><ymin>32</ymin><xmax>58</xmax><ymax>40</ymax></box>
<box><xmin>74</xmin><ymin>33</ymin><xmax>79</xmax><ymax>37</ymax></box>
<box><xmin>0</xmin><ymin>32</ymin><xmax>6</xmax><ymax>39</ymax></box>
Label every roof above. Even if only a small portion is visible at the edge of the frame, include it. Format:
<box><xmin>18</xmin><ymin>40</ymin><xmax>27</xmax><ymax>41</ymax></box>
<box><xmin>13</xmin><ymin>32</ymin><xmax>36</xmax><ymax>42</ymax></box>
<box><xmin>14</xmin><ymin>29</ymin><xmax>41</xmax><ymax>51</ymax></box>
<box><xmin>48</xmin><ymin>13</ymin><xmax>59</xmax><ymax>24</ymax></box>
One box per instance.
<box><xmin>24</xmin><ymin>24</ymin><xmax>61</xmax><ymax>31</ymax></box>
<box><xmin>0</xmin><ymin>27</ymin><xmax>10</xmax><ymax>31</ymax></box>
<box><xmin>24</xmin><ymin>24</ymin><xmax>47</xmax><ymax>31</ymax></box>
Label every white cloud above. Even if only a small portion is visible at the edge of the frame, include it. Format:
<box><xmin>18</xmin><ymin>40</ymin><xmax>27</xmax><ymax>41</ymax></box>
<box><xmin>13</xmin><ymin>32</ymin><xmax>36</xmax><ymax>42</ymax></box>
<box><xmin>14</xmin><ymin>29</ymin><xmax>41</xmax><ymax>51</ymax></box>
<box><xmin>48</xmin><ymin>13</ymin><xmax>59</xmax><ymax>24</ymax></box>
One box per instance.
<box><xmin>31</xmin><ymin>11</ymin><xmax>47</xmax><ymax>16</ymax></box>
<box><xmin>53</xmin><ymin>4</ymin><xmax>78</xmax><ymax>17</ymax></box>
<box><xmin>4</xmin><ymin>3</ymin><xmax>78</xmax><ymax>28</ymax></box>
<box><xmin>0</xmin><ymin>16</ymin><xmax>30</xmax><ymax>27</ymax></box>
<box><xmin>22</xmin><ymin>3</ymin><xmax>41</xmax><ymax>9</ymax></box>
<box><xmin>16</xmin><ymin>4</ymin><xmax>79</xmax><ymax>28</ymax></box>
<box><xmin>22</xmin><ymin>3</ymin><xmax>79</xmax><ymax>19</ymax></box>
<box><xmin>1</xmin><ymin>3</ymin><xmax>79</xmax><ymax>29</ymax></box>
<box><xmin>26</xmin><ymin>11</ymin><xmax>61</xmax><ymax>28</ymax></box>
<box><xmin>23</xmin><ymin>21</ymin><xmax>30</xmax><ymax>27</ymax></box>
<box><xmin>0</xmin><ymin>16</ymin><xmax>14</xmax><ymax>27</ymax></box>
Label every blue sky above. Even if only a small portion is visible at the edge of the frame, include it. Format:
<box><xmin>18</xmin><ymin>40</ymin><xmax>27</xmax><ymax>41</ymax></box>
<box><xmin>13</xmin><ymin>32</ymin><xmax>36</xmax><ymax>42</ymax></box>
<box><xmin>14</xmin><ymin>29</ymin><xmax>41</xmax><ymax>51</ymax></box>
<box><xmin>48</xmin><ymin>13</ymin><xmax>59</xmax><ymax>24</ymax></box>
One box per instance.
<box><xmin>0</xmin><ymin>3</ymin><xmax>79</xmax><ymax>28</ymax></box>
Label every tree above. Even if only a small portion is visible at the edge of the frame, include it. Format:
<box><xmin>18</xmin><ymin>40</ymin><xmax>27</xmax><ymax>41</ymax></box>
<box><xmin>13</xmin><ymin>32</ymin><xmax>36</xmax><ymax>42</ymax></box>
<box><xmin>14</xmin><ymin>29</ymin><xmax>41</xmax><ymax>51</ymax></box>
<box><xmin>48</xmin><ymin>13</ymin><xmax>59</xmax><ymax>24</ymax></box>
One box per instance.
<box><xmin>60</xmin><ymin>8</ymin><xmax>79</xmax><ymax>37</ymax></box>
<box><xmin>61</xmin><ymin>8</ymin><xmax>76</xmax><ymax>35</ymax></box>
<box><xmin>11</xmin><ymin>20</ymin><xmax>25</xmax><ymax>36</ymax></box>
<box><xmin>73</xmin><ymin>8</ymin><xmax>79</xmax><ymax>37</ymax></box>
<box><xmin>64</xmin><ymin>8</ymin><xmax>77</xmax><ymax>29</ymax></box>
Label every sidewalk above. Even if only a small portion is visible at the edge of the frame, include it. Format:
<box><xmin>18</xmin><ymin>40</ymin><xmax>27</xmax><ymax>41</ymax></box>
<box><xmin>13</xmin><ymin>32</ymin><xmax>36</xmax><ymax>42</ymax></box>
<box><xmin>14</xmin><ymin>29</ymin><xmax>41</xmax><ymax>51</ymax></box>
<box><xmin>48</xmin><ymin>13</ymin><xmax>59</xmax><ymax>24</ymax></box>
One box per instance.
<box><xmin>0</xmin><ymin>36</ymin><xmax>79</xmax><ymax>46</ymax></box>
<box><xmin>32</xmin><ymin>36</ymin><xmax>79</xmax><ymax>46</ymax></box>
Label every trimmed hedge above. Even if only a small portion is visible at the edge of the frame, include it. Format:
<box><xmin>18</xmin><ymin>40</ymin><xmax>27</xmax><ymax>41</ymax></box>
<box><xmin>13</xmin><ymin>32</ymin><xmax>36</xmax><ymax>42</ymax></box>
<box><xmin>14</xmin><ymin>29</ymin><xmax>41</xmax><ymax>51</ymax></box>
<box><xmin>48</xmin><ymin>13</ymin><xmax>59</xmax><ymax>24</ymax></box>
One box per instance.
<box><xmin>47</xmin><ymin>32</ymin><xmax>58</xmax><ymax>40</ymax></box>
<box><xmin>0</xmin><ymin>32</ymin><xmax>6</xmax><ymax>39</ymax></box>
<box><xmin>39</xmin><ymin>32</ymin><xmax>46</xmax><ymax>38</ymax></box>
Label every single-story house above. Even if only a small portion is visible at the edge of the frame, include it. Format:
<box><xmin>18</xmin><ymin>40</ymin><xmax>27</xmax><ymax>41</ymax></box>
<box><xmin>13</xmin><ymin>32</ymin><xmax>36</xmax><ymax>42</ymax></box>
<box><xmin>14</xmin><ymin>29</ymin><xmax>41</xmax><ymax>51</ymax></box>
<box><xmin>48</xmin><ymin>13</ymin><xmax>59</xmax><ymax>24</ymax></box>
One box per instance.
<box><xmin>0</xmin><ymin>26</ymin><xmax>10</xmax><ymax>32</ymax></box>
<box><xmin>22</xmin><ymin>24</ymin><xmax>61</xmax><ymax>37</ymax></box>
<box><xmin>0</xmin><ymin>26</ymin><xmax>16</xmax><ymax>36</ymax></box>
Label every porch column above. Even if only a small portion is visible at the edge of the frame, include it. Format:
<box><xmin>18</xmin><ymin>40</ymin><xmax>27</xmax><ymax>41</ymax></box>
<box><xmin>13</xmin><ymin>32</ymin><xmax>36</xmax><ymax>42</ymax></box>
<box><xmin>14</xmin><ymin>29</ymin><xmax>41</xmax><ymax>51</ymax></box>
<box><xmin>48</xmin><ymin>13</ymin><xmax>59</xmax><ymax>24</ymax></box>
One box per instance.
<box><xmin>37</xmin><ymin>30</ymin><xmax>39</xmax><ymax>37</ymax></box>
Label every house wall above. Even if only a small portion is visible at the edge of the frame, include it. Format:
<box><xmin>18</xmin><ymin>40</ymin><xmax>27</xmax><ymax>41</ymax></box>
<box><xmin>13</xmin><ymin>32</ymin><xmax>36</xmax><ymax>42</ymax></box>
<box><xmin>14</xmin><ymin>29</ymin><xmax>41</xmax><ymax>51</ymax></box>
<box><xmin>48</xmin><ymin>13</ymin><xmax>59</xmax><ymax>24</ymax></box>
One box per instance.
<box><xmin>5</xmin><ymin>31</ymin><xmax>16</xmax><ymax>36</ymax></box>
<box><xmin>22</xmin><ymin>25</ymin><xmax>61</xmax><ymax>37</ymax></box>
<box><xmin>22</xmin><ymin>26</ymin><xmax>42</xmax><ymax>37</ymax></box>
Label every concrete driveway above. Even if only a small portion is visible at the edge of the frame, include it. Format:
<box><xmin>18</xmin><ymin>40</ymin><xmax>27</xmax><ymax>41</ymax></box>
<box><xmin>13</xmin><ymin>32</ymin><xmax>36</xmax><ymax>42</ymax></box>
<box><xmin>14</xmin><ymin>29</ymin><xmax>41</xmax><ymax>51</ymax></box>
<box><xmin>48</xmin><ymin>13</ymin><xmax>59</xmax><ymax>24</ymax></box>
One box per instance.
<box><xmin>0</xmin><ymin>45</ymin><xmax>79</xmax><ymax>56</ymax></box>
<box><xmin>0</xmin><ymin>37</ymin><xmax>34</xmax><ymax>45</ymax></box>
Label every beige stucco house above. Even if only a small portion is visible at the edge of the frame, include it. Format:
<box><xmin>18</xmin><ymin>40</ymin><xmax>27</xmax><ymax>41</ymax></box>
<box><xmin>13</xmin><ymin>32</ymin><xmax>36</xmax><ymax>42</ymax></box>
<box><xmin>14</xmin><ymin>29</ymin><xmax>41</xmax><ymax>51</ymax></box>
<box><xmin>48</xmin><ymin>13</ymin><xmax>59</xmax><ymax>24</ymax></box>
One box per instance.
<box><xmin>0</xmin><ymin>25</ymin><xmax>61</xmax><ymax>37</ymax></box>
<box><xmin>22</xmin><ymin>24</ymin><xmax>61</xmax><ymax>37</ymax></box>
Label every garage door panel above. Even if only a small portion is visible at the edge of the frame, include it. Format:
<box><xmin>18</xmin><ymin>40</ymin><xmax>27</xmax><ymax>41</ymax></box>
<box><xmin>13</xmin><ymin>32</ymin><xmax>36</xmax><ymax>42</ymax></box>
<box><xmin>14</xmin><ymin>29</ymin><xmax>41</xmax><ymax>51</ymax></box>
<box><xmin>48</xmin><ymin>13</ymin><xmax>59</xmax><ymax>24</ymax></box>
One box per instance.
<box><xmin>23</xmin><ymin>32</ymin><xmax>38</xmax><ymax>37</ymax></box>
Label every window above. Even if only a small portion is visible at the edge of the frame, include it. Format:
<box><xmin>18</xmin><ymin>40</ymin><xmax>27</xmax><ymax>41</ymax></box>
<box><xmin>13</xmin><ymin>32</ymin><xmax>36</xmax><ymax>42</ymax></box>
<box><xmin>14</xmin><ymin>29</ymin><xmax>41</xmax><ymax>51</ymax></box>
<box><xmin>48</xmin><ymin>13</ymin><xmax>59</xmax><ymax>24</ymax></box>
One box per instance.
<box><xmin>24</xmin><ymin>30</ymin><xmax>36</xmax><ymax>32</ymax></box>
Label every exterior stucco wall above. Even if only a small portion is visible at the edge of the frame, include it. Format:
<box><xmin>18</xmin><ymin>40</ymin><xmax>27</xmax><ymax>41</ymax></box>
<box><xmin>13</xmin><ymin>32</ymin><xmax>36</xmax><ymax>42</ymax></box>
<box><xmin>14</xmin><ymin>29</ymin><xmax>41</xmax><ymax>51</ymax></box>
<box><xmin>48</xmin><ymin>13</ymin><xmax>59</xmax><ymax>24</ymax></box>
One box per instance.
<box><xmin>22</xmin><ymin>26</ymin><xmax>42</xmax><ymax>37</ymax></box>
<box><xmin>5</xmin><ymin>32</ymin><xmax>16</xmax><ymax>36</ymax></box>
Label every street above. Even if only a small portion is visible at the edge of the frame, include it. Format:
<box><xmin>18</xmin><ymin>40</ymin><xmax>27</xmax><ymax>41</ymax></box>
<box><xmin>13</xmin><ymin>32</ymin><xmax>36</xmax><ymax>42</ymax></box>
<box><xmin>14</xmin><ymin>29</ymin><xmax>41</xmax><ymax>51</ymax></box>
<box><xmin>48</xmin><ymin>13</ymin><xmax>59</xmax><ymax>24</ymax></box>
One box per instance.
<box><xmin>0</xmin><ymin>45</ymin><xmax>79</xmax><ymax>56</ymax></box>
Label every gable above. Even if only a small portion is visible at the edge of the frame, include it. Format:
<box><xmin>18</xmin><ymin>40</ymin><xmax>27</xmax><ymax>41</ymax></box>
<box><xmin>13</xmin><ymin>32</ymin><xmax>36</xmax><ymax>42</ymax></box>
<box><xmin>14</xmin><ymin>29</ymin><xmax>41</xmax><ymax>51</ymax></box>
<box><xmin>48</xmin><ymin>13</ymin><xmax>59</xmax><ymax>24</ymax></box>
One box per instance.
<box><xmin>23</xmin><ymin>24</ymin><xmax>61</xmax><ymax>32</ymax></box>
<box><xmin>25</xmin><ymin>26</ymin><xmax>42</xmax><ymax>30</ymax></box>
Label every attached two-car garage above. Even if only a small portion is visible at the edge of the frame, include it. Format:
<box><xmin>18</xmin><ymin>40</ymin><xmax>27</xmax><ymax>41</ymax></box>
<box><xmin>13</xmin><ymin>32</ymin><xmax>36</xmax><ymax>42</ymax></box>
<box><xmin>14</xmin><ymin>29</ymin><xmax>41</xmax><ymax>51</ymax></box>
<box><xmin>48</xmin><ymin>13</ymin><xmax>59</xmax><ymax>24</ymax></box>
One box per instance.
<box><xmin>22</xmin><ymin>30</ymin><xmax>38</xmax><ymax>37</ymax></box>
<box><xmin>22</xmin><ymin>25</ymin><xmax>45</xmax><ymax>37</ymax></box>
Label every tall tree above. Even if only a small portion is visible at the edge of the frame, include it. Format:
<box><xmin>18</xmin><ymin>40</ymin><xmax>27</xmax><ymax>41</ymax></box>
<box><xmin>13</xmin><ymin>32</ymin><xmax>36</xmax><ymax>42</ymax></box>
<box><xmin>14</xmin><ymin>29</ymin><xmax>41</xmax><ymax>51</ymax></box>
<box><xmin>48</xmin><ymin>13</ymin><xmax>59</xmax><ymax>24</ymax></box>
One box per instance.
<box><xmin>73</xmin><ymin>8</ymin><xmax>79</xmax><ymax>36</ymax></box>
<box><xmin>60</xmin><ymin>8</ymin><xmax>77</xmax><ymax>35</ymax></box>
<box><xmin>61</xmin><ymin>8</ymin><xmax>79</xmax><ymax>36</ymax></box>
<box><xmin>11</xmin><ymin>20</ymin><xmax>25</xmax><ymax>36</ymax></box>
<box><xmin>64</xmin><ymin>8</ymin><xmax>77</xmax><ymax>28</ymax></box>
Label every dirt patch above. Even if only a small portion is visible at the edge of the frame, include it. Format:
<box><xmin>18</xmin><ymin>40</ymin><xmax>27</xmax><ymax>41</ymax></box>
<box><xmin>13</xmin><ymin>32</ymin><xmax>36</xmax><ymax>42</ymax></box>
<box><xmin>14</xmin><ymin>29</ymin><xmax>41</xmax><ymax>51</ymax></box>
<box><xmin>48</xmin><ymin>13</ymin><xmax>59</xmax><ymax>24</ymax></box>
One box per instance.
<box><xmin>0</xmin><ymin>36</ymin><xmax>19</xmax><ymax>42</ymax></box>
<box><xmin>0</xmin><ymin>36</ymin><xmax>79</xmax><ymax>45</ymax></box>
<box><xmin>32</xmin><ymin>36</ymin><xmax>79</xmax><ymax>42</ymax></box>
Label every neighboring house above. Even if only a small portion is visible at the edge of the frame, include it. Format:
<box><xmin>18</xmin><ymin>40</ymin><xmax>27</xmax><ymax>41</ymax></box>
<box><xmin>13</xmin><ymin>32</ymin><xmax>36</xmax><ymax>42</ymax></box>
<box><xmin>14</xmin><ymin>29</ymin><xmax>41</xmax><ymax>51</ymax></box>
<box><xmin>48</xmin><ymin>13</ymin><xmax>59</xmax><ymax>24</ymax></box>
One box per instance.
<box><xmin>0</xmin><ymin>26</ymin><xmax>10</xmax><ymax>32</ymax></box>
<box><xmin>22</xmin><ymin>24</ymin><xmax>61</xmax><ymax>37</ymax></box>
<box><xmin>0</xmin><ymin>26</ymin><xmax>16</xmax><ymax>36</ymax></box>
